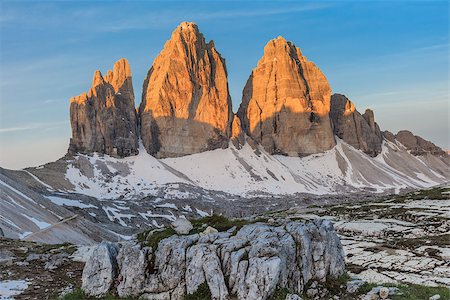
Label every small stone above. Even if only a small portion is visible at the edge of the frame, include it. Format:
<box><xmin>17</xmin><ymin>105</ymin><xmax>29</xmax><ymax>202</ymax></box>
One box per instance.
<box><xmin>285</xmin><ymin>294</ymin><xmax>302</xmax><ymax>300</ymax></box>
<box><xmin>45</xmin><ymin>252</ymin><xmax>69</xmax><ymax>270</ymax></box>
<box><xmin>379</xmin><ymin>287</ymin><xmax>389</xmax><ymax>299</ymax></box>
<box><xmin>171</xmin><ymin>217</ymin><xmax>193</xmax><ymax>235</ymax></box>
<box><xmin>202</xmin><ymin>226</ymin><xmax>219</xmax><ymax>234</ymax></box>
<box><xmin>306</xmin><ymin>288</ymin><xmax>318</xmax><ymax>298</ymax></box>
<box><xmin>429</xmin><ymin>295</ymin><xmax>441</xmax><ymax>300</ymax></box>
<box><xmin>347</xmin><ymin>279</ymin><xmax>365</xmax><ymax>293</ymax></box>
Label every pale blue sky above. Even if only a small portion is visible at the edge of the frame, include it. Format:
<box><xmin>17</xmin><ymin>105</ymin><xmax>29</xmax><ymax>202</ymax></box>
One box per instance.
<box><xmin>0</xmin><ymin>1</ymin><xmax>448</xmax><ymax>169</ymax></box>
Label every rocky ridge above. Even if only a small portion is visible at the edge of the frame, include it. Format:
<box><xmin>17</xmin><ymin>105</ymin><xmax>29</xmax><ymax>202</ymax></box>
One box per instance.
<box><xmin>330</xmin><ymin>94</ymin><xmax>382</xmax><ymax>157</ymax></box>
<box><xmin>81</xmin><ymin>219</ymin><xmax>345</xmax><ymax>300</ymax></box>
<box><xmin>237</xmin><ymin>36</ymin><xmax>336</xmax><ymax>156</ymax></box>
<box><xmin>385</xmin><ymin>130</ymin><xmax>447</xmax><ymax>156</ymax></box>
<box><xmin>67</xmin><ymin>22</ymin><xmax>447</xmax><ymax>163</ymax></box>
<box><xmin>139</xmin><ymin>21</ymin><xmax>233</xmax><ymax>158</ymax></box>
<box><xmin>69</xmin><ymin>58</ymin><xmax>138</xmax><ymax>157</ymax></box>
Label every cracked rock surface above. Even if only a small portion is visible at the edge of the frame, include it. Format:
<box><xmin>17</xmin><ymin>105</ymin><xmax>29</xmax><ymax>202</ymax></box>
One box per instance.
<box><xmin>81</xmin><ymin>219</ymin><xmax>345</xmax><ymax>299</ymax></box>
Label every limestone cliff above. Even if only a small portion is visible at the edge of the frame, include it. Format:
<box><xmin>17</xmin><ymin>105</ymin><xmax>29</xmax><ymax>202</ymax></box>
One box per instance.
<box><xmin>395</xmin><ymin>130</ymin><xmax>446</xmax><ymax>156</ymax></box>
<box><xmin>237</xmin><ymin>36</ymin><xmax>335</xmax><ymax>156</ymax></box>
<box><xmin>69</xmin><ymin>58</ymin><xmax>138</xmax><ymax>157</ymax></box>
<box><xmin>330</xmin><ymin>94</ymin><xmax>382</xmax><ymax>157</ymax></box>
<box><xmin>139</xmin><ymin>22</ymin><xmax>233</xmax><ymax>158</ymax></box>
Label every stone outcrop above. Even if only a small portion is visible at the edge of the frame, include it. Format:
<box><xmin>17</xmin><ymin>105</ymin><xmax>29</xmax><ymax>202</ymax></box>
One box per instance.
<box><xmin>394</xmin><ymin>130</ymin><xmax>446</xmax><ymax>156</ymax></box>
<box><xmin>382</xmin><ymin>130</ymin><xmax>396</xmax><ymax>143</ymax></box>
<box><xmin>82</xmin><ymin>242</ymin><xmax>119</xmax><ymax>297</ymax></box>
<box><xmin>81</xmin><ymin>220</ymin><xmax>345</xmax><ymax>299</ymax></box>
<box><xmin>237</xmin><ymin>36</ymin><xmax>335</xmax><ymax>156</ymax></box>
<box><xmin>330</xmin><ymin>94</ymin><xmax>382</xmax><ymax>157</ymax></box>
<box><xmin>139</xmin><ymin>22</ymin><xmax>233</xmax><ymax>158</ymax></box>
<box><xmin>362</xmin><ymin>109</ymin><xmax>383</xmax><ymax>140</ymax></box>
<box><xmin>69</xmin><ymin>58</ymin><xmax>138</xmax><ymax>157</ymax></box>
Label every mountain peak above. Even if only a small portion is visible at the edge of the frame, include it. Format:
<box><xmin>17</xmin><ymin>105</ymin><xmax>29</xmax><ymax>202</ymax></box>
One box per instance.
<box><xmin>139</xmin><ymin>22</ymin><xmax>232</xmax><ymax>158</ymax></box>
<box><xmin>69</xmin><ymin>58</ymin><xmax>138</xmax><ymax>157</ymax></box>
<box><xmin>238</xmin><ymin>37</ymin><xmax>334</xmax><ymax>156</ymax></box>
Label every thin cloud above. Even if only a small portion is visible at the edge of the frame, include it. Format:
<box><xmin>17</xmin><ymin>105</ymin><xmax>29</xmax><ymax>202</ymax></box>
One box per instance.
<box><xmin>0</xmin><ymin>121</ymin><xmax>68</xmax><ymax>133</ymax></box>
<box><xmin>96</xmin><ymin>4</ymin><xmax>332</xmax><ymax>32</ymax></box>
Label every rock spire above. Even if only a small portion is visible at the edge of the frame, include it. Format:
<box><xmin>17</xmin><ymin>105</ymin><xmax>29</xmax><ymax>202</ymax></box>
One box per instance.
<box><xmin>237</xmin><ymin>36</ymin><xmax>335</xmax><ymax>156</ymax></box>
<box><xmin>69</xmin><ymin>58</ymin><xmax>138</xmax><ymax>157</ymax></box>
<box><xmin>139</xmin><ymin>22</ymin><xmax>233</xmax><ymax>158</ymax></box>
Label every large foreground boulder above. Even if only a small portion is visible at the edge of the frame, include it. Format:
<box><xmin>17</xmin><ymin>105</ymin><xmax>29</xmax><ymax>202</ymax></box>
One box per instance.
<box><xmin>81</xmin><ymin>242</ymin><xmax>120</xmax><ymax>297</ymax></box>
<box><xmin>82</xmin><ymin>219</ymin><xmax>345</xmax><ymax>300</ymax></box>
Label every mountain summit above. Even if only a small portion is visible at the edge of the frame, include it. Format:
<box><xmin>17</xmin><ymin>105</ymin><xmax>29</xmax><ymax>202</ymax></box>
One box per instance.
<box><xmin>69</xmin><ymin>58</ymin><xmax>138</xmax><ymax>157</ymax></box>
<box><xmin>139</xmin><ymin>21</ymin><xmax>233</xmax><ymax>158</ymax></box>
<box><xmin>238</xmin><ymin>36</ymin><xmax>335</xmax><ymax>156</ymax></box>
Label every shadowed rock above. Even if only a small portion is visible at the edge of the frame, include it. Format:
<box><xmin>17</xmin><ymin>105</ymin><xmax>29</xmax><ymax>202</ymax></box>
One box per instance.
<box><xmin>395</xmin><ymin>130</ymin><xmax>446</xmax><ymax>156</ymax></box>
<box><xmin>139</xmin><ymin>22</ymin><xmax>233</xmax><ymax>158</ymax></box>
<box><xmin>330</xmin><ymin>94</ymin><xmax>382</xmax><ymax>157</ymax></box>
<box><xmin>69</xmin><ymin>58</ymin><xmax>138</xmax><ymax>157</ymax></box>
<box><xmin>237</xmin><ymin>36</ymin><xmax>335</xmax><ymax>156</ymax></box>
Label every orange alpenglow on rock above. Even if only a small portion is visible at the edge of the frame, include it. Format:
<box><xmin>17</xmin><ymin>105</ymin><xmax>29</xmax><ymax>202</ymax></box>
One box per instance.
<box><xmin>230</xmin><ymin>114</ymin><xmax>245</xmax><ymax>149</ymax></box>
<box><xmin>237</xmin><ymin>36</ymin><xmax>336</xmax><ymax>156</ymax></box>
<box><xmin>69</xmin><ymin>58</ymin><xmax>138</xmax><ymax>157</ymax></box>
<box><xmin>139</xmin><ymin>21</ymin><xmax>233</xmax><ymax>158</ymax></box>
<box><xmin>330</xmin><ymin>94</ymin><xmax>382</xmax><ymax>157</ymax></box>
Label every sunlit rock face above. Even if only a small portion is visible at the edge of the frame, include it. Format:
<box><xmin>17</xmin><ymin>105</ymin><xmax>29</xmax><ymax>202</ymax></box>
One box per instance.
<box><xmin>237</xmin><ymin>37</ymin><xmax>335</xmax><ymax>156</ymax></box>
<box><xmin>330</xmin><ymin>94</ymin><xmax>382</xmax><ymax>157</ymax></box>
<box><xmin>230</xmin><ymin>114</ymin><xmax>245</xmax><ymax>149</ymax></box>
<box><xmin>395</xmin><ymin>130</ymin><xmax>446</xmax><ymax>156</ymax></box>
<box><xmin>139</xmin><ymin>22</ymin><xmax>233</xmax><ymax>158</ymax></box>
<box><xmin>69</xmin><ymin>58</ymin><xmax>138</xmax><ymax>157</ymax></box>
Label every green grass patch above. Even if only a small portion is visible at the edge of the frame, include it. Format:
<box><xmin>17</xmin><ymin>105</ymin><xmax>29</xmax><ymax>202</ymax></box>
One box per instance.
<box><xmin>322</xmin><ymin>272</ymin><xmax>351</xmax><ymax>295</ymax></box>
<box><xmin>393</xmin><ymin>187</ymin><xmax>450</xmax><ymax>202</ymax></box>
<box><xmin>184</xmin><ymin>282</ymin><xmax>211</xmax><ymax>300</ymax></box>
<box><xmin>190</xmin><ymin>215</ymin><xmax>252</xmax><ymax>234</ymax></box>
<box><xmin>267</xmin><ymin>288</ymin><xmax>292</xmax><ymax>300</ymax></box>
<box><xmin>358</xmin><ymin>283</ymin><xmax>450</xmax><ymax>300</ymax></box>
<box><xmin>137</xmin><ymin>227</ymin><xmax>177</xmax><ymax>250</ymax></box>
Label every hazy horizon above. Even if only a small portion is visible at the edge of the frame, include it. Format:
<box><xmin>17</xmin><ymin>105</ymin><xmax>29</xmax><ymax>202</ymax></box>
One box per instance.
<box><xmin>0</xmin><ymin>1</ymin><xmax>448</xmax><ymax>169</ymax></box>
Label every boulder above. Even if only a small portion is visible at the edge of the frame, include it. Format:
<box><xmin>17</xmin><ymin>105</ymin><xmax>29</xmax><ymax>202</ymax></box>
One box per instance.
<box><xmin>202</xmin><ymin>226</ymin><xmax>219</xmax><ymax>235</ymax></box>
<box><xmin>84</xmin><ymin>219</ymin><xmax>345</xmax><ymax>299</ymax></box>
<box><xmin>237</xmin><ymin>36</ymin><xmax>335</xmax><ymax>156</ymax></box>
<box><xmin>69</xmin><ymin>58</ymin><xmax>138</xmax><ymax>157</ymax></box>
<box><xmin>139</xmin><ymin>22</ymin><xmax>233</xmax><ymax>158</ymax></box>
<box><xmin>116</xmin><ymin>243</ymin><xmax>151</xmax><ymax>297</ymax></box>
<box><xmin>171</xmin><ymin>217</ymin><xmax>193</xmax><ymax>235</ymax></box>
<box><xmin>383</xmin><ymin>130</ymin><xmax>396</xmax><ymax>143</ymax></box>
<box><xmin>330</xmin><ymin>94</ymin><xmax>382</xmax><ymax>157</ymax></box>
<box><xmin>81</xmin><ymin>242</ymin><xmax>120</xmax><ymax>297</ymax></box>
